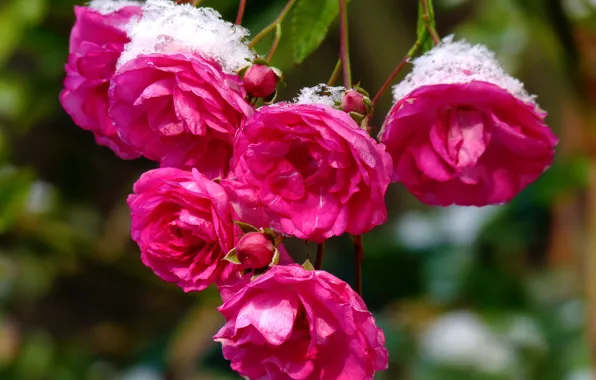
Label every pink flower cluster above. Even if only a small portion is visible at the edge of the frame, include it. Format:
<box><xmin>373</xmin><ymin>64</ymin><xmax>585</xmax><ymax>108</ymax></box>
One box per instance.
<box><xmin>60</xmin><ymin>1</ymin><xmax>556</xmax><ymax>378</ymax></box>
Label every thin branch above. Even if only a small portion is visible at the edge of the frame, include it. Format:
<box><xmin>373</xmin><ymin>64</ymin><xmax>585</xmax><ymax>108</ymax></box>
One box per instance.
<box><xmin>371</xmin><ymin>55</ymin><xmax>409</xmax><ymax>110</ymax></box>
<box><xmin>266</xmin><ymin>24</ymin><xmax>282</xmax><ymax>61</ymax></box>
<box><xmin>249</xmin><ymin>0</ymin><xmax>298</xmax><ymax>48</ymax></box>
<box><xmin>327</xmin><ymin>58</ymin><xmax>342</xmax><ymax>86</ymax></box>
<box><xmin>338</xmin><ymin>0</ymin><xmax>352</xmax><ymax>88</ymax></box>
<box><xmin>420</xmin><ymin>0</ymin><xmax>440</xmax><ymax>45</ymax></box>
<box><xmin>353</xmin><ymin>235</ymin><xmax>363</xmax><ymax>296</ymax></box>
<box><xmin>315</xmin><ymin>243</ymin><xmax>325</xmax><ymax>270</ymax></box>
<box><xmin>235</xmin><ymin>0</ymin><xmax>247</xmax><ymax>25</ymax></box>
<box><xmin>369</xmin><ymin>41</ymin><xmax>420</xmax><ymax>121</ymax></box>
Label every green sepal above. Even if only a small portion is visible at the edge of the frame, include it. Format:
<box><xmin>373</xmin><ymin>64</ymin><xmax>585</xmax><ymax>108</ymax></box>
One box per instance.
<box><xmin>223</xmin><ymin>248</ymin><xmax>241</xmax><ymax>265</ymax></box>
<box><xmin>233</xmin><ymin>221</ymin><xmax>259</xmax><ymax>234</ymax></box>
<box><xmin>263</xmin><ymin>89</ymin><xmax>278</xmax><ymax>105</ymax></box>
<box><xmin>251</xmin><ymin>266</ymin><xmax>269</xmax><ymax>281</ymax></box>
<box><xmin>269</xmin><ymin>247</ymin><xmax>281</xmax><ymax>267</ymax></box>
<box><xmin>349</xmin><ymin>111</ymin><xmax>365</xmax><ymax>124</ymax></box>
<box><xmin>261</xmin><ymin>228</ymin><xmax>279</xmax><ymax>243</ymax></box>
<box><xmin>302</xmin><ymin>259</ymin><xmax>315</xmax><ymax>271</ymax></box>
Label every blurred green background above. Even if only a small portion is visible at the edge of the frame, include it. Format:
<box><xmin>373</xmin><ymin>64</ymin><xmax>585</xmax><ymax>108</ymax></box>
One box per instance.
<box><xmin>1</xmin><ymin>0</ymin><xmax>596</xmax><ymax>378</ymax></box>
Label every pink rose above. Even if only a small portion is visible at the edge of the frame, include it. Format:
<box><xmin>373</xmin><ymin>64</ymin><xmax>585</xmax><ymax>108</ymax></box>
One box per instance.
<box><xmin>224</xmin><ymin>103</ymin><xmax>392</xmax><ymax>243</ymax></box>
<box><xmin>380</xmin><ymin>39</ymin><xmax>557</xmax><ymax>206</ymax></box>
<box><xmin>60</xmin><ymin>4</ymin><xmax>141</xmax><ymax>159</ymax></box>
<box><xmin>127</xmin><ymin>167</ymin><xmax>240</xmax><ymax>291</ymax></box>
<box><xmin>214</xmin><ymin>264</ymin><xmax>388</xmax><ymax>379</ymax></box>
<box><xmin>109</xmin><ymin>53</ymin><xmax>254</xmax><ymax>178</ymax></box>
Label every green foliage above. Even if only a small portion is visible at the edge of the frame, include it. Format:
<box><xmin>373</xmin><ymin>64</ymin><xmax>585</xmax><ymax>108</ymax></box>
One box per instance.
<box><xmin>291</xmin><ymin>0</ymin><xmax>341</xmax><ymax>64</ymax></box>
<box><xmin>415</xmin><ymin>0</ymin><xmax>437</xmax><ymax>55</ymax></box>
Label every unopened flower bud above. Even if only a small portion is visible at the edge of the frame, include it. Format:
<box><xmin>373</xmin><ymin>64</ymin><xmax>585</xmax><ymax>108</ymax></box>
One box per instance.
<box><xmin>243</xmin><ymin>64</ymin><xmax>279</xmax><ymax>99</ymax></box>
<box><xmin>236</xmin><ymin>232</ymin><xmax>275</xmax><ymax>269</ymax></box>
<box><xmin>341</xmin><ymin>89</ymin><xmax>369</xmax><ymax>115</ymax></box>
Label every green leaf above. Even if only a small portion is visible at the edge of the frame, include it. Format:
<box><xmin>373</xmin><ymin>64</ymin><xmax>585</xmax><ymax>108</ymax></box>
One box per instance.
<box><xmin>292</xmin><ymin>0</ymin><xmax>342</xmax><ymax>64</ymax></box>
<box><xmin>415</xmin><ymin>0</ymin><xmax>437</xmax><ymax>55</ymax></box>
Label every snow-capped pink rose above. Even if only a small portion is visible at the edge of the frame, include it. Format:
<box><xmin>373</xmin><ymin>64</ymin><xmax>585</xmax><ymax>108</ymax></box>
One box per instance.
<box><xmin>109</xmin><ymin>53</ymin><xmax>253</xmax><ymax>177</ymax></box>
<box><xmin>214</xmin><ymin>264</ymin><xmax>388</xmax><ymax>379</ymax></box>
<box><xmin>127</xmin><ymin>167</ymin><xmax>240</xmax><ymax>291</ymax></box>
<box><xmin>225</xmin><ymin>102</ymin><xmax>392</xmax><ymax>242</ymax></box>
<box><xmin>108</xmin><ymin>0</ymin><xmax>254</xmax><ymax>178</ymax></box>
<box><xmin>60</xmin><ymin>2</ymin><xmax>141</xmax><ymax>159</ymax></box>
<box><xmin>380</xmin><ymin>38</ymin><xmax>557</xmax><ymax>206</ymax></box>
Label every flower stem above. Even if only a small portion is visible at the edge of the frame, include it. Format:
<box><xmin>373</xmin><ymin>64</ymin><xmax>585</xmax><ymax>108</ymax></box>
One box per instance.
<box><xmin>371</xmin><ymin>55</ymin><xmax>409</xmax><ymax>110</ymax></box>
<box><xmin>353</xmin><ymin>235</ymin><xmax>363</xmax><ymax>296</ymax></box>
<box><xmin>249</xmin><ymin>0</ymin><xmax>298</xmax><ymax>49</ymax></box>
<box><xmin>327</xmin><ymin>58</ymin><xmax>342</xmax><ymax>86</ymax></box>
<box><xmin>235</xmin><ymin>0</ymin><xmax>247</xmax><ymax>25</ymax></box>
<box><xmin>339</xmin><ymin>0</ymin><xmax>352</xmax><ymax>89</ymax></box>
<box><xmin>315</xmin><ymin>243</ymin><xmax>325</xmax><ymax>270</ymax></box>
<box><xmin>266</xmin><ymin>24</ymin><xmax>282</xmax><ymax>62</ymax></box>
<box><xmin>369</xmin><ymin>41</ymin><xmax>421</xmax><ymax>118</ymax></box>
<box><xmin>420</xmin><ymin>0</ymin><xmax>440</xmax><ymax>45</ymax></box>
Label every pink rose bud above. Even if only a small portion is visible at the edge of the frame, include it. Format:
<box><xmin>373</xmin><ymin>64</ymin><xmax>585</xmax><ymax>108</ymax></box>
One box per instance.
<box><xmin>341</xmin><ymin>89</ymin><xmax>369</xmax><ymax>115</ymax></box>
<box><xmin>235</xmin><ymin>232</ymin><xmax>275</xmax><ymax>269</ymax></box>
<box><xmin>380</xmin><ymin>38</ymin><xmax>557</xmax><ymax>206</ymax></box>
<box><xmin>243</xmin><ymin>64</ymin><xmax>279</xmax><ymax>99</ymax></box>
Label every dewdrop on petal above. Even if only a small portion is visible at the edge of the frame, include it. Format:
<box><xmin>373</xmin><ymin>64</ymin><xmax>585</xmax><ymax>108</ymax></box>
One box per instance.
<box><xmin>379</xmin><ymin>36</ymin><xmax>557</xmax><ymax>207</ymax></box>
<box><xmin>108</xmin><ymin>0</ymin><xmax>254</xmax><ymax>177</ymax></box>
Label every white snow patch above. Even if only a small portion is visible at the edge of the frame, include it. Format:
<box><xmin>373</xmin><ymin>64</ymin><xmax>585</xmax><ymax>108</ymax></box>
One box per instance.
<box><xmin>88</xmin><ymin>0</ymin><xmax>140</xmax><ymax>15</ymax></box>
<box><xmin>393</xmin><ymin>35</ymin><xmax>536</xmax><ymax>105</ymax></box>
<box><xmin>294</xmin><ymin>84</ymin><xmax>346</xmax><ymax>106</ymax></box>
<box><xmin>118</xmin><ymin>0</ymin><xmax>253</xmax><ymax>73</ymax></box>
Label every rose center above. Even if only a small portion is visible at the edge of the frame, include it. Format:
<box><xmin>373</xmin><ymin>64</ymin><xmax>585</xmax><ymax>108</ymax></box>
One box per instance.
<box><xmin>285</xmin><ymin>142</ymin><xmax>318</xmax><ymax>179</ymax></box>
<box><xmin>443</xmin><ymin>107</ymin><xmax>491</xmax><ymax>184</ymax></box>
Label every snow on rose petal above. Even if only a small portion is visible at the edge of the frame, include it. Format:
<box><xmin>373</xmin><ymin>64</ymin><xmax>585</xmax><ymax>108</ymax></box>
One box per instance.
<box><xmin>109</xmin><ymin>0</ymin><xmax>254</xmax><ymax>177</ymax></box>
<box><xmin>379</xmin><ymin>37</ymin><xmax>557</xmax><ymax>206</ymax></box>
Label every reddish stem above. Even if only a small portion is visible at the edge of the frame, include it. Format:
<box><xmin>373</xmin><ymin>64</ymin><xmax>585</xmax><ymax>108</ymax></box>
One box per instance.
<box><xmin>249</xmin><ymin>0</ymin><xmax>297</xmax><ymax>48</ymax></box>
<box><xmin>338</xmin><ymin>0</ymin><xmax>352</xmax><ymax>89</ymax></box>
<box><xmin>353</xmin><ymin>235</ymin><xmax>363</xmax><ymax>296</ymax></box>
<box><xmin>235</xmin><ymin>0</ymin><xmax>247</xmax><ymax>25</ymax></box>
<box><xmin>315</xmin><ymin>243</ymin><xmax>325</xmax><ymax>270</ymax></box>
<box><xmin>371</xmin><ymin>55</ymin><xmax>409</xmax><ymax>110</ymax></box>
